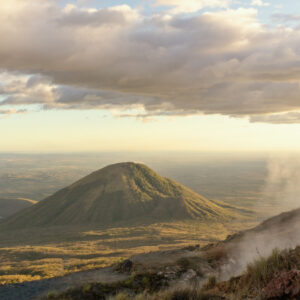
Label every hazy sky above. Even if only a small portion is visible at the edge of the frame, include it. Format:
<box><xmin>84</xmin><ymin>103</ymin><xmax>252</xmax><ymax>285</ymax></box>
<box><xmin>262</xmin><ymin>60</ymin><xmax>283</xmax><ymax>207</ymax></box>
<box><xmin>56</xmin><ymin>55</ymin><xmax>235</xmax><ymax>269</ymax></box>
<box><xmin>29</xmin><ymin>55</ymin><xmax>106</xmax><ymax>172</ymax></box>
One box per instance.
<box><xmin>1</xmin><ymin>0</ymin><xmax>300</xmax><ymax>152</ymax></box>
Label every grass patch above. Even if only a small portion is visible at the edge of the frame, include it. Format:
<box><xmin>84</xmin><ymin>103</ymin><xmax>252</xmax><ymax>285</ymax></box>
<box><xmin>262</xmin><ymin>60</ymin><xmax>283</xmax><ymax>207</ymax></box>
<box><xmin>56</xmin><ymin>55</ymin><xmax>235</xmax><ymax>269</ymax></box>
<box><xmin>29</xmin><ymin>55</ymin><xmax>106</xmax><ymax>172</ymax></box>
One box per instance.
<box><xmin>202</xmin><ymin>275</ymin><xmax>217</xmax><ymax>290</ymax></box>
<box><xmin>244</xmin><ymin>248</ymin><xmax>294</xmax><ymax>289</ymax></box>
<box><xmin>0</xmin><ymin>220</ymin><xmax>255</xmax><ymax>285</ymax></box>
<box><xmin>218</xmin><ymin>246</ymin><xmax>300</xmax><ymax>298</ymax></box>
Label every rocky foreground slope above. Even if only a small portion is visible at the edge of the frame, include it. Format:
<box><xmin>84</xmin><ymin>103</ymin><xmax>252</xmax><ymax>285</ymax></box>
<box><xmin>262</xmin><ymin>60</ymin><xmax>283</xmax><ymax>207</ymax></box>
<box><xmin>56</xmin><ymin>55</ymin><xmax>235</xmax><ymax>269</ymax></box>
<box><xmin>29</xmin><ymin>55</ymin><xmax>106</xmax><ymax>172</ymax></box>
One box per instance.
<box><xmin>0</xmin><ymin>207</ymin><xmax>298</xmax><ymax>300</ymax></box>
<box><xmin>43</xmin><ymin>246</ymin><xmax>300</xmax><ymax>300</ymax></box>
<box><xmin>42</xmin><ymin>206</ymin><xmax>300</xmax><ymax>299</ymax></box>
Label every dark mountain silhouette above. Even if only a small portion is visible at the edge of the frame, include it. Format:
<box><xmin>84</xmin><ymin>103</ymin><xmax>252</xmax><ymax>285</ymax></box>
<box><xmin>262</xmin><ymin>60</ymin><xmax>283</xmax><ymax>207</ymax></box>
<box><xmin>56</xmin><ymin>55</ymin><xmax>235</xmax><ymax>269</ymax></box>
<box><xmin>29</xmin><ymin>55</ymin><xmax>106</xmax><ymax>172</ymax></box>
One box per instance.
<box><xmin>0</xmin><ymin>162</ymin><xmax>238</xmax><ymax>229</ymax></box>
<box><xmin>0</xmin><ymin>198</ymin><xmax>37</xmax><ymax>219</ymax></box>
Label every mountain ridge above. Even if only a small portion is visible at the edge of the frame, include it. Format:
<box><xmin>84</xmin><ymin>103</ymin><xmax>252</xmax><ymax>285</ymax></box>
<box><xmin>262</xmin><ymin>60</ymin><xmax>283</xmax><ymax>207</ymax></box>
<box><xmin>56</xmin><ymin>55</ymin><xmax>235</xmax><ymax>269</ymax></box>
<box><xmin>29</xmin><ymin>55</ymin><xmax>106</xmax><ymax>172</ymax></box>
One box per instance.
<box><xmin>0</xmin><ymin>162</ymin><xmax>239</xmax><ymax>229</ymax></box>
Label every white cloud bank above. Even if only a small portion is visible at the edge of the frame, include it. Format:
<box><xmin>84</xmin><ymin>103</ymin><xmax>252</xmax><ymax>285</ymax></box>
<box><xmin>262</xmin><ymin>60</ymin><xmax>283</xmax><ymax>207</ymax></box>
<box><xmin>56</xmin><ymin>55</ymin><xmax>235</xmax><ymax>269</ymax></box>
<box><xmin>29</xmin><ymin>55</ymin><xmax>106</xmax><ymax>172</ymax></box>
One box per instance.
<box><xmin>1</xmin><ymin>0</ymin><xmax>300</xmax><ymax>123</ymax></box>
<box><xmin>0</xmin><ymin>109</ymin><xmax>26</xmax><ymax>117</ymax></box>
<box><xmin>154</xmin><ymin>0</ymin><xmax>231</xmax><ymax>14</ymax></box>
<box><xmin>251</xmin><ymin>0</ymin><xmax>269</xmax><ymax>7</ymax></box>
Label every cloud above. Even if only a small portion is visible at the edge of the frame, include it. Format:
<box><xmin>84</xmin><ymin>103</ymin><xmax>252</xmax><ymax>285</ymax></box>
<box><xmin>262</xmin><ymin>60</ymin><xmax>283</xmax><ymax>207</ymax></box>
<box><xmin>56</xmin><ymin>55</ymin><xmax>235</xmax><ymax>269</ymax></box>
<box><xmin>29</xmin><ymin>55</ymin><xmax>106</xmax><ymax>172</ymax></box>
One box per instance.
<box><xmin>0</xmin><ymin>109</ymin><xmax>27</xmax><ymax>117</ymax></box>
<box><xmin>251</xmin><ymin>0</ymin><xmax>269</xmax><ymax>7</ymax></box>
<box><xmin>58</xmin><ymin>4</ymin><xmax>140</xmax><ymax>27</ymax></box>
<box><xmin>154</xmin><ymin>0</ymin><xmax>231</xmax><ymax>14</ymax></box>
<box><xmin>250</xmin><ymin>112</ymin><xmax>300</xmax><ymax>124</ymax></box>
<box><xmin>1</xmin><ymin>1</ymin><xmax>300</xmax><ymax>123</ymax></box>
<box><xmin>0</xmin><ymin>72</ymin><xmax>160</xmax><ymax>111</ymax></box>
<box><xmin>272</xmin><ymin>13</ymin><xmax>300</xmax><ymax>23</ymax></box>
<box><xmin>116</xmin><ymin>109</ymin><xmax>199</xmax><ymax>120</ymax></box>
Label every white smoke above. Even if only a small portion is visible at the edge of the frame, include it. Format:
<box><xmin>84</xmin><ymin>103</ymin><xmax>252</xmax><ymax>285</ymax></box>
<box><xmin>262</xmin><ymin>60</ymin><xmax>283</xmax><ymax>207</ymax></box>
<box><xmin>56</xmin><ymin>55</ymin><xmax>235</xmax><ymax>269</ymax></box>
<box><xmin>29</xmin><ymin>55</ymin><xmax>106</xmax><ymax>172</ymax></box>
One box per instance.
<box><xmin>220</xmin><ymin>154</ymin><xmax>300</xmax><ymax>280</ymax></box>
<box><xmin>264</xmin><ymin>154</ymin><xmax>300</xmax><ymax>212</ymax></box>
<box><xmin>221</xmin><ymin>218</ymin><xmax>300</xmax><ymax>280</ymax></box>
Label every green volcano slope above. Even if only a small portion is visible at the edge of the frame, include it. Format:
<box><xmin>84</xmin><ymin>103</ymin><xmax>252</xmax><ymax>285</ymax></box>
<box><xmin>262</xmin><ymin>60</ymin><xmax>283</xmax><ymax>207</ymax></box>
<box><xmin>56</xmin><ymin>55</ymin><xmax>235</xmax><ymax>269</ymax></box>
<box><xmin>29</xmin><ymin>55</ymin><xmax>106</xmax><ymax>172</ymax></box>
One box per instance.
<box><xmin>0</xmin><ymin>162</ymin><xmax>239</xmax><ymax>229</ymax></box>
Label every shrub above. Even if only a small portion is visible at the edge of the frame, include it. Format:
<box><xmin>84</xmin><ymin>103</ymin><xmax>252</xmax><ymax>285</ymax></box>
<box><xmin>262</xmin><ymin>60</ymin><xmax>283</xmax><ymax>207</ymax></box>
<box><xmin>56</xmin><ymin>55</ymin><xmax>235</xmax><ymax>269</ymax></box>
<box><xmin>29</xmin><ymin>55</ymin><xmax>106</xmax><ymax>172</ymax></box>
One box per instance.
<box><xmin>245</xmin><ymin>248</ymin><xmax>290</xmax><ymax>289</ymax></box>
<box><xmin>150</xmin><ymin>288</ymin><xmax>221</xmax><ymax>300</ymax></box>
<box><xmin>177</xmin><ymin>257</ymin><xmax>191</xmax><ymax>271</ymax></box>
<box><xmin>204</xmin><ymin>246</ymin><xmax>227</xmax><ymax>265</ymax></box>
<box><xmin>222</xmin><ymin>247</ymin><xmax>300</xmax><ymax>298</ymax></box>
<box><xmin>114</xmin><ymin>292</ymin><xmax>130</xmax><ymax>300</ymax></box>
<box><xmin>202</xmin><ymin>275</ymin><xmax>216</xmax><ymax>290</ymax></box>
